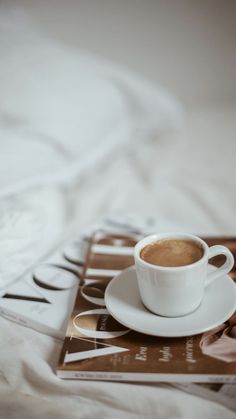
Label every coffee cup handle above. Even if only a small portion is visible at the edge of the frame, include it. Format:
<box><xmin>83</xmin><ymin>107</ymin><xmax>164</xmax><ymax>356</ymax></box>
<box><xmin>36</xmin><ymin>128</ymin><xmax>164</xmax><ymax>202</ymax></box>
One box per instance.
<box><xmin>205</xmin><ymin>245</ymin><xmax>234</xmax><ymax>287</ymax></box>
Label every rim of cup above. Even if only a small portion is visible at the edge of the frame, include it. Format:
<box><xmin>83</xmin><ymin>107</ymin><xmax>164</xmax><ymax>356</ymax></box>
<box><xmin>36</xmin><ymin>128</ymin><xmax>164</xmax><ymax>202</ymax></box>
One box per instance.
<box><xmin>134</xmin><ymin>232</ymin><xmax>209</xmax><ymax>271</ymax></box>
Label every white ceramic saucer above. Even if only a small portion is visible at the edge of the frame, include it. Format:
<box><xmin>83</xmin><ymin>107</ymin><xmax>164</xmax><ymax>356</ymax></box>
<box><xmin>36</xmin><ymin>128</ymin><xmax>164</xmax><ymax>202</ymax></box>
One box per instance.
<box><xmin>105</xmin><ymin>265</ymin><xmax>236</xmax><ymax>337</ymax></box>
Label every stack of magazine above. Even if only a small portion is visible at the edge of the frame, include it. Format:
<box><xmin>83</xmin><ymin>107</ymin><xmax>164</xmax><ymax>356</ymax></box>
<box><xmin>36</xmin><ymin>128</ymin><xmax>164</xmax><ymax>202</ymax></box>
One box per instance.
<box><xmin>0</xmin><ymin>227</ymin><xmax>236</xmax><ymax>410</ymax></box>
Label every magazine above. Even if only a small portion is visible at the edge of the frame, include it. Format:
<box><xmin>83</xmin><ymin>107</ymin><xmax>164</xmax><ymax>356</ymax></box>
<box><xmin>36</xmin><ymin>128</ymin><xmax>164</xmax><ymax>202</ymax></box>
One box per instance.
<box><xmin>0</xmin><ymin>239</ymin><xmax>88</xmax><ymax>338</ymax></box>
<box><xmin>0</xmin><ymin>221</ymin><xmax>235</xmax><ymax>409</ymax></box>
<box><xmin>57</xmin><ymin>232</ymin><xmax>236</xmax><ymax>385</ymax></box>
<box><xmin>0</xmin><ymin>218</ymin><xmax>142</xmax><ymax>338</ymax></box>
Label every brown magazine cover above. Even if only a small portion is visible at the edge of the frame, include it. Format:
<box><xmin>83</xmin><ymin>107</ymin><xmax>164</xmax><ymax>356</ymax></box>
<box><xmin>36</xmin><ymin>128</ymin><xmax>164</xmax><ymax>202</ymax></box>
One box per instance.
<box><xmin>57</xmin><ymin>232</ymin><xmax>236</xmax><ymax>383</ymax></box>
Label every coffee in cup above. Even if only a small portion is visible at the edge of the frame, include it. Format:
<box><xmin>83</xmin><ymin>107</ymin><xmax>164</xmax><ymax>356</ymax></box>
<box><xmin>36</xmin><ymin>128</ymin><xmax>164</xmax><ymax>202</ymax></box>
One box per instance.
<box><xmin>140</xmin><ymin>239</ymin><xmax>204</xmax><ymax>267</ymax></box>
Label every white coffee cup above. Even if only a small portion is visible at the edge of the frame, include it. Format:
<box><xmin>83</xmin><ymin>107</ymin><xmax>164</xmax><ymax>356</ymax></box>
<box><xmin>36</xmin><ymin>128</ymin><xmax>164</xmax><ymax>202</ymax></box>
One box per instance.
<box><xmin>134</xmin><ymin>233</ymin><xmax>234</xmax><ymax>317</ymax></box>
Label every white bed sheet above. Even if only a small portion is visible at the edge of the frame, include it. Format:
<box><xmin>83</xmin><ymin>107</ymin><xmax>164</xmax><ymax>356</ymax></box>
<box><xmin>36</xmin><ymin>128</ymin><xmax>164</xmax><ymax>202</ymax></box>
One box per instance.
<box><xmin>0</xmin><ymin>104</ymin><xmax>236</xmax><ymax>419</ymax></box>
<box><xmin>0</xmin><ymin>5</ymin><xmax>182</xmax><ymax>296</ymax></box>
<box><xmin>69</xmin><ymin>103</ymin><xmax>236</xmax><ymax>237</ymax></box>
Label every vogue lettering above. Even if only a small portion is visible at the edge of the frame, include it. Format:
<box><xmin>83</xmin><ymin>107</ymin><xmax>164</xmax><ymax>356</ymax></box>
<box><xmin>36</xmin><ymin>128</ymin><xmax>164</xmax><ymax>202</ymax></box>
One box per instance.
<box><xmin>64</xmin><ymin>335</ymin><xmax>128</xmax><ymax>363</ymax></box>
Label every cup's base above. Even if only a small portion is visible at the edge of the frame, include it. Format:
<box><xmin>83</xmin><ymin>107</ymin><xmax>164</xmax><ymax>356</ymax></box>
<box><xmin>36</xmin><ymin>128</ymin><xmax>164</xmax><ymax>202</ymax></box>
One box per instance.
<box><xmin>141</xmin><ymin>299</ymin><xmax>202</xmax><ymax>318</ymax></box>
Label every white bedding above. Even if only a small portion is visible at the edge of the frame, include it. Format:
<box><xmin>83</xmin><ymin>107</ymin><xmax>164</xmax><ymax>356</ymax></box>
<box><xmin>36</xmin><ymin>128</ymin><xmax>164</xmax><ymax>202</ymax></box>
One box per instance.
<box><xmin>1</xmin><ymin>105</ymin><xmax>236</xmax><ymax>419</ymax></box>
<box><xmin>1</xmin><ymin>7</ymin><xmax>236</xmax><ymax>419</ymax></box>
<box><xmin>0</xmin><ymin>5</ymin><xmax>180</xmax><ymax>290</ymax></box>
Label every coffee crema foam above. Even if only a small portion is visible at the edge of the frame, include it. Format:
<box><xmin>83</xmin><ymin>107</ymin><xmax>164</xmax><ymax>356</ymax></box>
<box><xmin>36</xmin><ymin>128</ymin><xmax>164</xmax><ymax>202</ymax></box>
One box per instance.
<box><xmin>140</xmin><ymin>239</ymin><xmax>204</xmax><ymax>267</ymax></box>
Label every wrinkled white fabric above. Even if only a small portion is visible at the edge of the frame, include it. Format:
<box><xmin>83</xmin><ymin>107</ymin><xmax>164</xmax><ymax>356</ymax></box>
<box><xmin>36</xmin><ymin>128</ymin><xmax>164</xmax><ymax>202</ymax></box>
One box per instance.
<box><xmin>0</xmin><ymin>5</ymin><xmax>181</xmax><ymax>291</ymax></box>
<box><xmin>0</xmin><ymin>105</ymin><xmax>236</xmax><ymax>418</ymax></box>
<box><xmin>0</xmin><ymin>5</ymin><xmax>181</xmax><ymax>197</ymax></box>
<box><xmin>0</xmin><ymin>188</ymin><xmax>69</xmax><ymax>289</ymax></box>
